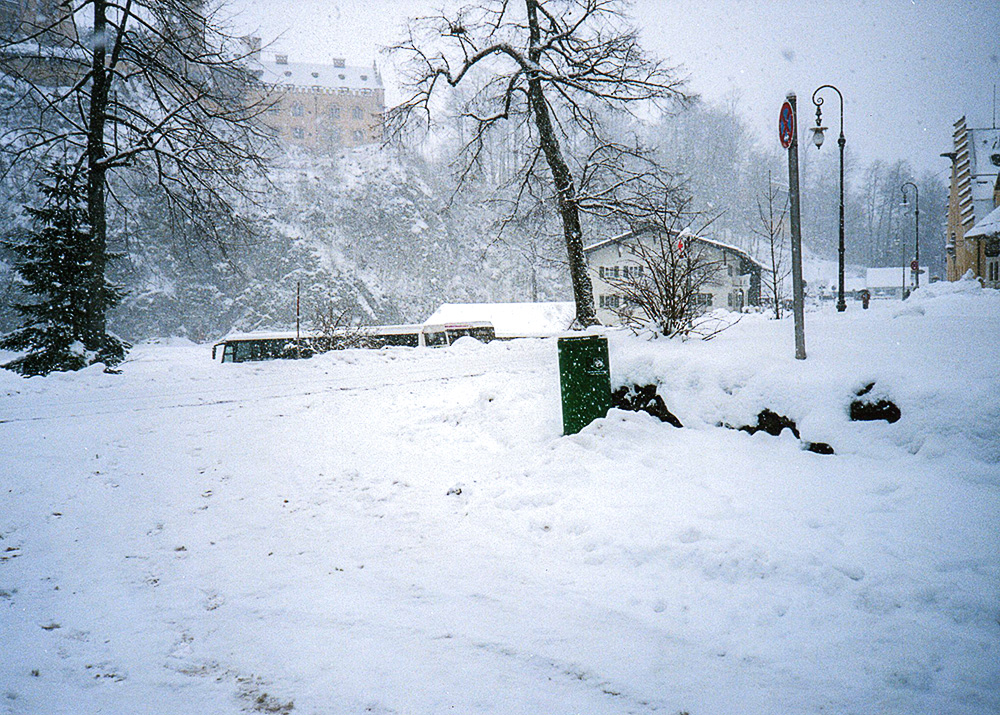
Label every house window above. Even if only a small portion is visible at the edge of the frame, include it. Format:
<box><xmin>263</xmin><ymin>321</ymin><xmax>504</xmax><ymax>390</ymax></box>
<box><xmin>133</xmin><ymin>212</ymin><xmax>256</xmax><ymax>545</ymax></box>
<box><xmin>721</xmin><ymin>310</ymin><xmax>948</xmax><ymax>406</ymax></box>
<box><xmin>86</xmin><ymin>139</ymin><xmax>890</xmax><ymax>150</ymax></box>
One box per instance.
<box><xmin>694</xmin><ymin>293</ymin><xmax>713</xmax><ymax>307</ymax></box>
<box><xmin>352</xmin><ymin>106</ymin><xmax>365</xmax><ymax>120</ymax></box>
<box><xmin>989</xmin><ymin>260</ymin><xmax>999</xmax><ymax>282</ymax></box>
<box><xmin>599</xmin><ymin>294</ymin><xmax>620</xmax><ymax>309</ymax></box>
<box><xmin>598</xmin><ymin>266</ymin><xmax>605</xmax><ymax>279</ymax></box>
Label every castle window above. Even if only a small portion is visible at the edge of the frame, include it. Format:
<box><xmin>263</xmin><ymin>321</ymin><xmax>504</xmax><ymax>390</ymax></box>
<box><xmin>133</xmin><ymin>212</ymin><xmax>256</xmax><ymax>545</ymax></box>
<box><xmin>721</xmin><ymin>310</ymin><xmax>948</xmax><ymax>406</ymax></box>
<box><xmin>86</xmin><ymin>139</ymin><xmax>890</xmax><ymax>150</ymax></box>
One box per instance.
<box><xmin>329</xmin><ymin>105</ymin><xmax>341</xmax><ymax>119</ymax></box>
<box><xmin>292</xmin><ymin>127</ymin><xmax>304</xmax><ymax>139</ymax></box>
<box><xmin>352</xmin><ymin>106</ymin><xmax>364</xmax><ymax>120</ymax></box>
<box><xmin>291</xmin><ymin>102</ymin><xmax>304</xmax><ymax>117</ymax></box>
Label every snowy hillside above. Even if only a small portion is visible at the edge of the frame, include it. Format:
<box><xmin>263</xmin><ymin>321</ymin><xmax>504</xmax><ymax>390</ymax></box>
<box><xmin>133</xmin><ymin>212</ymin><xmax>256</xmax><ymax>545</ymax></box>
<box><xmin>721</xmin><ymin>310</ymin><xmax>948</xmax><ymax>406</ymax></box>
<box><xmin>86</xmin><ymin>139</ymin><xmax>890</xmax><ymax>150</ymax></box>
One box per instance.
<box><xmin>1</xmin><ymin>281</ymin><xmax>998</xmax><ymax>714</ymax></box>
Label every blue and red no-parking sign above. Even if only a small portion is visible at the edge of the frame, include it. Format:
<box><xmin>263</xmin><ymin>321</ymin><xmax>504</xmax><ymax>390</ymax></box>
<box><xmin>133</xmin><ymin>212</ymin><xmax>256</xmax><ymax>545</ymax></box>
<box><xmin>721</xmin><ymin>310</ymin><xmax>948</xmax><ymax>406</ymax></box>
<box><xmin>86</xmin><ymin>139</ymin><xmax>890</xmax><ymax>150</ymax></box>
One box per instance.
<box><xmin>779</xmin><ymin>101</ymin><xmax>795</xmax><ymax>149</ymax></box>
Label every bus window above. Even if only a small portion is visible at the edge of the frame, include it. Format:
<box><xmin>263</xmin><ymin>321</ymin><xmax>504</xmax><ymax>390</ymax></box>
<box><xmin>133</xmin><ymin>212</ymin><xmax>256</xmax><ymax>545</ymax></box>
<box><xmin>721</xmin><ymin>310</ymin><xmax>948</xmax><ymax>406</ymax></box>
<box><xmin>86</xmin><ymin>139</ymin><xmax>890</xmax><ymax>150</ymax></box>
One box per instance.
<box><xmin>470</xmin><ymin>326</ymin><xmax>495</xmax><ymax>342</ymax></box>
<box><xmin>423</xmin><ymin>329</ymin><xmax>448</xmax><ymax>347</ymax></box>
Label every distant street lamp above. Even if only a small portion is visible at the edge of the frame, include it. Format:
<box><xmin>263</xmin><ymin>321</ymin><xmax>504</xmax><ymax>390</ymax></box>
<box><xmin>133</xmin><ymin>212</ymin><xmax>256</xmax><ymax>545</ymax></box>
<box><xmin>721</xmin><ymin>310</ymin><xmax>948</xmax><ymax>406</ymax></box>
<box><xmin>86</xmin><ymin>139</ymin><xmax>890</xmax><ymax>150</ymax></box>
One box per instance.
<box><xmin>810</xmin><ymin>84</ymin><xmax>847</xmax><ymax>312</ymax></box>
<box><xmin>900</xmin><ymin>181</ymin><xmax>920</xmax><ymax>289</ymax></box>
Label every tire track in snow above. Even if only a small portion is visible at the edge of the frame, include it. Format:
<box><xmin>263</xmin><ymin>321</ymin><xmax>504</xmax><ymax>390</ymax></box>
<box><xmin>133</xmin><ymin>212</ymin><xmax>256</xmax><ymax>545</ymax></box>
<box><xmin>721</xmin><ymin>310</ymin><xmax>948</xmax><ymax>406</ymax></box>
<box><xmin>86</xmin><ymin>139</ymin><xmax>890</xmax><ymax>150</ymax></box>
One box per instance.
<box><xmin>0</xmin><ymin>371</ymin><xmax>500</xmax><ymax>425</ymax></box>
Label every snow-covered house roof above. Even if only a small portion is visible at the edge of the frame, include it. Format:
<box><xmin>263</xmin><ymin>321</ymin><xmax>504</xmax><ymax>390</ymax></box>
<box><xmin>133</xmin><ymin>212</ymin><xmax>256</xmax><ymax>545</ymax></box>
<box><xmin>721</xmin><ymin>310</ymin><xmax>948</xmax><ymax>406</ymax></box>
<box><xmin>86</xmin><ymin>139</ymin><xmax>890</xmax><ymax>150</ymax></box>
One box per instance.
<box><xmin>966</xmin><ymin>203</ymin><xmax>1000</xmax><ymax>239</ymax></box>
<box><xmin>424</xmin><ymin>303</ymin><xmax>576</xmax><ymax>338</ymax></box>
<box><xmin>865</xmin><ymin>267</ymin><xmax>925</xmax><ymax>289</ymax></box>
<box><xmin>252</xmin><ymin>55</ymin><xmax>382</xmax><ymax>92</ymax></box>
<box><xmin>846</xmin><ymin>276</ymin><xmax>868</xmax><ymax>293</ymax></box>
<box><xmin>585</xmin><ymin>225</ymin><xmax>765</xmax><ymax>272</ymax></box>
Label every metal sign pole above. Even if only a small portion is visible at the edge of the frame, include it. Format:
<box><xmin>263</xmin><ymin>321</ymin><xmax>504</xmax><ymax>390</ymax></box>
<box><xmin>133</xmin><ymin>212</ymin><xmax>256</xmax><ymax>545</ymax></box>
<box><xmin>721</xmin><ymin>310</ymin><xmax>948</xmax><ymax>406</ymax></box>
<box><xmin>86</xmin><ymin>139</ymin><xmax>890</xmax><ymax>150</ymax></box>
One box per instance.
<box><xmin>782</xmin><ymin>94</ymin><xmax>807</xmax><ymax>360</ymax></box>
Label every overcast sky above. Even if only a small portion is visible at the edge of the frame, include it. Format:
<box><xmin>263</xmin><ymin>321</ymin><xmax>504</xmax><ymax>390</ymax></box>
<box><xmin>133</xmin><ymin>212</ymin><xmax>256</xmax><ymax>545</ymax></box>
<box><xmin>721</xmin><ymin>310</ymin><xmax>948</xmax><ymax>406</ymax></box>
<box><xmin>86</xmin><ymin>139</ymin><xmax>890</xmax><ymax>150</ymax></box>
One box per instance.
<box><xmin>230</xmin><ymin>0</ymin><xmax>1000</xmax><ymax>177</ymax></box>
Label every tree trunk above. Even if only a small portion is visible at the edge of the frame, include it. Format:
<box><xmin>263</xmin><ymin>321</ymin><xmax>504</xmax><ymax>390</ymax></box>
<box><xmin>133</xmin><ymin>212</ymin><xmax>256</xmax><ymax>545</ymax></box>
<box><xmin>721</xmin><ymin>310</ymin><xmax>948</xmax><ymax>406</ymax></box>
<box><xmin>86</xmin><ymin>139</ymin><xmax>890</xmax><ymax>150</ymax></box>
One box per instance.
<box><xmin>524</xmin><ymin>0</ymin><xmax>597</xmax><ymax>327</ymax></box>
<box><xmin>85</xmin><ymin>0</ymin><xmax>110</xmax><ymax>349</ymax></box>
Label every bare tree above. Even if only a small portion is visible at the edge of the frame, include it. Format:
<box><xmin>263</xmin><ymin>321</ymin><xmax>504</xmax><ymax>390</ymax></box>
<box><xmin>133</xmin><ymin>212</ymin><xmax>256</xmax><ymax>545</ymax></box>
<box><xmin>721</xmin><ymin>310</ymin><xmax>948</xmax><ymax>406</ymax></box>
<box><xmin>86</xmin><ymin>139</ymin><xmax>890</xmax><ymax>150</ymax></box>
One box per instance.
<box><xmin>752</xmin><ymin>171</ymin><xmax>789</xmax><ymax>319</ymax></box>
<box><xmin>387</xmin><ymin>0</ymin><xmax>689</xmax><ymax>327</ymax></box>
<box><xmin>601</xmin><ymin>196</ymin><xmax>728</xmax><ymax>338</ymax></box>
<box><xmin>1</xmin><ymin>0</ymin><xmax>272</xmax><ymax>362</ymax></box>
<box><xmin>310</xmin><ymin>302</ymin><xmax>368</xmax><ymax>351</ymax></box>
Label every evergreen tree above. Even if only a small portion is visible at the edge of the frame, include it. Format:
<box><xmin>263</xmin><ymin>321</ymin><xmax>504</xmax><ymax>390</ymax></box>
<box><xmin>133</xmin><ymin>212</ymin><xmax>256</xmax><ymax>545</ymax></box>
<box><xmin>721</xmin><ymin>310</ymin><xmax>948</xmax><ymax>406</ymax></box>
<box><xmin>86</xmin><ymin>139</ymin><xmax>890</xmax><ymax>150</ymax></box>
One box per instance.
<box><xmin>2</xmin><ymin>164</ymin><xmax>127</xmax><ymax>376</ymax></box>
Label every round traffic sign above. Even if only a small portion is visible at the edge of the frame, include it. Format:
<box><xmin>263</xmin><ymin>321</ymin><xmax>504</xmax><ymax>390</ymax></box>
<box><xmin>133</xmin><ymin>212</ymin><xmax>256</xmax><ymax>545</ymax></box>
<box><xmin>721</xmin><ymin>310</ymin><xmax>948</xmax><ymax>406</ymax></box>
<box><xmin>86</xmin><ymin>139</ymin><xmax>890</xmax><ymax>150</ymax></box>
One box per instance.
<box><xmin>779</xmin><ymin>101</ymin><xmax>794</xmax><ymax>149</ymax></box>
<box><xmin>910</xmin><ymin>259</ymin><xmax>919</xmax><ymax>272</ymax></box>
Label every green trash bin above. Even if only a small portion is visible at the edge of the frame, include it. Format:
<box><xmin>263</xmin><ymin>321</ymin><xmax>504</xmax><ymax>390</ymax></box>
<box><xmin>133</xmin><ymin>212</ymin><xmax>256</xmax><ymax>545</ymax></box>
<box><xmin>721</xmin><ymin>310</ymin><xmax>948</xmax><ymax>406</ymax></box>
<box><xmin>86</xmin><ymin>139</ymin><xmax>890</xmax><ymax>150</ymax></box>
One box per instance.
<box><xmin>558</xmin><ymin>334</ymin><xmax>612</xmax><ymax>435</ymax></box>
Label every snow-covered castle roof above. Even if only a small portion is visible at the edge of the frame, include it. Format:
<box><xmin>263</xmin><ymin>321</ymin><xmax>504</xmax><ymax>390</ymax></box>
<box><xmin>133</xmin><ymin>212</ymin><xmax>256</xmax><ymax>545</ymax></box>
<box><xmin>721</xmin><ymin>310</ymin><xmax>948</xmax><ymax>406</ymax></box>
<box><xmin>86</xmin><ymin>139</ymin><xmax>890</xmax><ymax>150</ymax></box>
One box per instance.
<box><xmin>251</xmin><ymin>54</ymin><xmax>382</xmax><ymax>93</ymax></box>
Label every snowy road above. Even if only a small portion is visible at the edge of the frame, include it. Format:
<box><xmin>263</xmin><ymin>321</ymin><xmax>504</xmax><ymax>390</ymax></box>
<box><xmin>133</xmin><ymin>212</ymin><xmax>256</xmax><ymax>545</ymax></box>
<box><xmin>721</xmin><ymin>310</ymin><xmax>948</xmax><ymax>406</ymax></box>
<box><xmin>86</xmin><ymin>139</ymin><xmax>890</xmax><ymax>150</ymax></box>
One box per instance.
<box><xmin>2</xmin><ymin>287</ymin><xmax>999</xmax><ymax>714</ymax></box>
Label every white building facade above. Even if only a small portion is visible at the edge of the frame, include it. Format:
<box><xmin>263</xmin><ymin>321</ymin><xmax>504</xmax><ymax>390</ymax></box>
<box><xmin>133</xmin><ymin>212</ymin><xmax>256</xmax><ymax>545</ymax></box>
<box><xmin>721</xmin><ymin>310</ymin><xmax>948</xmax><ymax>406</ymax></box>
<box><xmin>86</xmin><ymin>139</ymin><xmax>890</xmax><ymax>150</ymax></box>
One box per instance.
<box><xmin>584</xmin><ymin>227</ymin><xmax>763</xmax><ymax>326</ymax></box>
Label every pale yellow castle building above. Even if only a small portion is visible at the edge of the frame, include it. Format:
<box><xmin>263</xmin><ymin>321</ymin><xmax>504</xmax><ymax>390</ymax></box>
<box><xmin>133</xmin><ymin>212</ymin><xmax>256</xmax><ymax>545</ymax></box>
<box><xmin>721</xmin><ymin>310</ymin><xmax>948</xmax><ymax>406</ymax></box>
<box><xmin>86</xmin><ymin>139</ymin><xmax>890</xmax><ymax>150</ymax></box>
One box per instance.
<box><xmin>244</xmin><ymin>39</ymin><xmax>384</xmax><ymax>152</ymax></box>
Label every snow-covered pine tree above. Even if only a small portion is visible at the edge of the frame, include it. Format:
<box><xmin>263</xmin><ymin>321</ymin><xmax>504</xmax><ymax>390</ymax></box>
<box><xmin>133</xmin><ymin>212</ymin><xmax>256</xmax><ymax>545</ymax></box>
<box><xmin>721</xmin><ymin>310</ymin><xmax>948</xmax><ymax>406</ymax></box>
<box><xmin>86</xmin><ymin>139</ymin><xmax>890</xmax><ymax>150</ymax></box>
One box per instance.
<box><xmin>1</xmin><ymin>163</ymin><xmax>127</xmax><ymax>375</ymax></box>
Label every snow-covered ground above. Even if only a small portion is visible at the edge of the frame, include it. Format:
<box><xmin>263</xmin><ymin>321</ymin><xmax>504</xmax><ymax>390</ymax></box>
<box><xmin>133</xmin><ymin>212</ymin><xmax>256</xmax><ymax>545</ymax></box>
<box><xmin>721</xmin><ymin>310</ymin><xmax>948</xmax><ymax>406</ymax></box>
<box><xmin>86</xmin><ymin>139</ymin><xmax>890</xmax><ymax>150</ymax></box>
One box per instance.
<box><xmin>2</xmin><ymin>281</ymin><xmax>998</xmax><ymax>715</ymax></box>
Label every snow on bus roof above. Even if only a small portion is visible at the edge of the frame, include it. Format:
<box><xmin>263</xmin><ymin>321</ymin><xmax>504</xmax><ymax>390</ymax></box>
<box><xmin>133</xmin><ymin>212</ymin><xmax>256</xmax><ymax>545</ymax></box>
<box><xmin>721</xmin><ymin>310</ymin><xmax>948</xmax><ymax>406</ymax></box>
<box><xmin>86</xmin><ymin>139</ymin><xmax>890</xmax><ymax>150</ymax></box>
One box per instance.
<box><xmin>424</xmin><ymin>303</ymin><xmax>576</xmax><ymax>337</ymax></box>
<box><xmin>215</xmin><ymin>324</ymin><xmax>426</xmax><ymax>345</ymax></box>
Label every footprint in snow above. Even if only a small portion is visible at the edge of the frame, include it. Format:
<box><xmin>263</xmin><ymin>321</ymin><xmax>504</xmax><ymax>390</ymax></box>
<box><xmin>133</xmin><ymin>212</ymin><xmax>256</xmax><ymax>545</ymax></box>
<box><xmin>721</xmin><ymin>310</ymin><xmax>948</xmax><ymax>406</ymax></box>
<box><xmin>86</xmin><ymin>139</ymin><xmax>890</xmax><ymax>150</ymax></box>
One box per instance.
<box><xmin>677</xmin><ymin>528</ymin><xmax>702</xmax><ymax>544</ymax></box>
<box><xmin>834</xmin><ymin>564</ymin><xmax>866</xmax><ymax>581</ymax></box>
<box><xmin>203</xmin><ymin>591</ymin><xmax>225</xmax><ymax>611</ymax></box>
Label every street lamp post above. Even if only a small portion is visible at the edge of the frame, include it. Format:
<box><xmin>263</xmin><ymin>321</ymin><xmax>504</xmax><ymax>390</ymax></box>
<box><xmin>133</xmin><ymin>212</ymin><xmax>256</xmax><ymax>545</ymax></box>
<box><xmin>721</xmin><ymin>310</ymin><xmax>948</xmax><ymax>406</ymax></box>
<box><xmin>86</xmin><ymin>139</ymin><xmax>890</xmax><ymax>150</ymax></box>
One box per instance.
<box><xmin>900</xmin><ymin>181</ymin><xmax>920</xmax><ymax>289</ymax></box>
<box><xmin>810</xmin><ymin>84</ymin><xmax>847</xmax><ymax>312</ymax></box>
